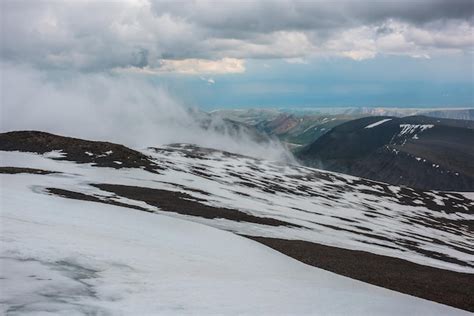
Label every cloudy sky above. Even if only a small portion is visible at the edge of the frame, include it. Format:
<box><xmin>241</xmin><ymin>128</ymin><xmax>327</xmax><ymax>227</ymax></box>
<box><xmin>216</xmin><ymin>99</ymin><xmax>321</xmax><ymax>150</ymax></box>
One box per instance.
<box><xmin>1</xmin><ymin>0</ymin><xmax>473</xmax><ymax>108</ymax></box>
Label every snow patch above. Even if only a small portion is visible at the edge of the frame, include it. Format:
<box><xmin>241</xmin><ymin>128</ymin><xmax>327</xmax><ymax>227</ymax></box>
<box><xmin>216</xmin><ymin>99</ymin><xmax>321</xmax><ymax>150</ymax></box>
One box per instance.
<box><xmin>399</xmin><ymin>124</ymin><xmax>434</xmax><ymax>136</ymax></box>
<box><xmin>43</xmin><ymin>150</ymin><xmax>65</xmax><ymax>158</ymax></box>
<box><xmin>365</xmin><ymin>119</ymin><xmax>392</xmax><ymax>129</ymax></box>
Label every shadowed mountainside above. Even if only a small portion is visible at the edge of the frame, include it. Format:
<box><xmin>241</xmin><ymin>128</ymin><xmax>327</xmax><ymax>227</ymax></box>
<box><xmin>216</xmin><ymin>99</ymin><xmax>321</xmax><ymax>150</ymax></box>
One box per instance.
<box><xmin>297</xmin><ymin>116</ymin><xmax>474</xmax><ymax>191</ymax></box>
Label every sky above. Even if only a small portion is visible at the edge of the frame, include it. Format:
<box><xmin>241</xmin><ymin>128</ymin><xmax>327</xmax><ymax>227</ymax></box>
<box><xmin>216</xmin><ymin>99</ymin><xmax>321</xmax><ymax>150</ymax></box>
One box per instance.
<box><xmin>1</xmin><ymin>0</ymin><xmax>473</xmax><ymax>109</ymax></box>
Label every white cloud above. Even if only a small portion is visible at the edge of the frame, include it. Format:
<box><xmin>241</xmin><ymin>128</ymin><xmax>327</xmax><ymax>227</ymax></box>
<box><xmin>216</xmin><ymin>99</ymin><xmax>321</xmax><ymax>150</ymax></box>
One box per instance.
<box><xmin>318</xmin><ymin>19</ymin><xmax>474</xmax><ymax>60</ymax></box>
<box><xmin>0</xmin><ymin>63</ymin><xmax>291</xmax><ymax>161</ymax></box>
<box><xmin>323</xmin><ymin>26</ymin><xmax>377</xmax><ymax>60</ymax></box>
<box><xmin>200</xmin><ymin>76</ymin><xmax>215</xmax><ymax>84</ymax></box>
<box><xmin>158</xmin><ymin>58</ymin><xmax>245</xmax><ymax>74</ymax></box>
<box><xmin>115</xmin><ymin>58</ymin><xmax>244</xmax><ymax>75</ymax></box>
<box><xmin>114</xmin><ymin>58</ymin><xmax>244</xmax><ymax>75</ymax></box>
<box><xmin>341</xmin><ymin>50</ymin><xmax>377</xmax><ymax>61</ymax></box>
<box><xmin>406</xmin><ymin>21</ymin><xmax>474</xmax><ymax>49</ymax></box>
<box><xmin>0</xmin><ymin>0</ymin><xmax>472</xmax><ymax>70</ymax></box>
<box><xmin>285</xmin><ymin>58</ymin><xmax>309</xmax><ymax>64</ymax></box>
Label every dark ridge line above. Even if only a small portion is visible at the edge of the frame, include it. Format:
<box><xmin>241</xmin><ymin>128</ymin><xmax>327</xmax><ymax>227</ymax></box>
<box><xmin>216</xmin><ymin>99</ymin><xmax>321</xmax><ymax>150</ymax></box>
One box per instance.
<box><xmin>244</xmin><ymin>236</ymin><xmax>474</xmax><ymax>312</ymax></box>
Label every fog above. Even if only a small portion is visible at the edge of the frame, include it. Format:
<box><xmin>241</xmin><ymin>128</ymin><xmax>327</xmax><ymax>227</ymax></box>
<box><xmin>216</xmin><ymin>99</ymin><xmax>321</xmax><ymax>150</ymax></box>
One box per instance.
<box><xmin>0</xmin><ymin>63</ymin><xmax>292</xmax><ymax>162</ymax></box>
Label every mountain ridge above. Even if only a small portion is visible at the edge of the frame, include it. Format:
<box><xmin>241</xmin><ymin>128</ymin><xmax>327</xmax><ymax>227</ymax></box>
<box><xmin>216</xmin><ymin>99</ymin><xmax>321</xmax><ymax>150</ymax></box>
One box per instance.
<box><xmin>297</xmin><ymin>116</ymin><xmax>474</xmax><ymax>191</ymax></box>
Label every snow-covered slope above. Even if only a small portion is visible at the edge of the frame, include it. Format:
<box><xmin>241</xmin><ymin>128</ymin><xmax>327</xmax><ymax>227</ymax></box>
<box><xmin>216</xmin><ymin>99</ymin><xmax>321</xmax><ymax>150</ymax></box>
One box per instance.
<box><xmin>3</xmin><ymin>146</ymin><xmax>471</xmax><ymax>272</ymax></box>
<box><xmin>1</xmin><ymin>131</ymin><xmax>473</xmax><ymax>313</ymax></box>
<box><xmin>0</xmin><ymin>172</ymin><xmax>468</xmax><ymax>315</ymax></box>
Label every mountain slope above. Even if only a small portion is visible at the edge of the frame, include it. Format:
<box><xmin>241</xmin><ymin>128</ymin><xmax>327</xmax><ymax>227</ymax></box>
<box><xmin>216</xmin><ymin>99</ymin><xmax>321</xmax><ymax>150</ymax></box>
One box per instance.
<box><xmin>3</xmin><ymin>172</ymin><xmax>468</xmax><ymax>315</ymax></box>
<box><xmin>211</xmin><ymin>109</ymin><xmax>361</xmax><ymax>148</ymax></box>
<box><xmin>423</xmin><ymin>109</ymin><xmax>474</xmax><ymax>121</ymax></box>
<box><xmin>297</xmin><ymin>116</ymin><xmax>474</xmax><ymax>191</ymax></box>
<box><xmin>256</xmin><ymin>113</ymin><xmax>355</xmax><ymax>147</ymax></box>
<box><xmin>1</xmin><ymin>131</ymin><xmax>473</xmax><ymax>312</ymax></box>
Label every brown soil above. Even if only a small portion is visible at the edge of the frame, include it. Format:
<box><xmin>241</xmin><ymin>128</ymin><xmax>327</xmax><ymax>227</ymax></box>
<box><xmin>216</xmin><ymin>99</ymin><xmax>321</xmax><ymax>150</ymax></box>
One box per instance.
<box><xmin>0</xmin><ymin>167</ymin><xmax>57</xmax><ymax>175</ymax></box>
<box><xmin>47</xmin><ymin>184</ymin><xmax>299</xmax><ymax>228</ymax></box>
<box><xmin>46</xmin><ymin>188</ymin><xmax>154</xmax><ymax>213</ymax></box>
<box><xmin>246</xmin><ymin>236</ymin><xmax>474</xmax><ymax>312</ymax></box>
<box><xmin>93</xmin><ymin>183</ymin><xmax>300</xmax><ymax>227</ymax></box>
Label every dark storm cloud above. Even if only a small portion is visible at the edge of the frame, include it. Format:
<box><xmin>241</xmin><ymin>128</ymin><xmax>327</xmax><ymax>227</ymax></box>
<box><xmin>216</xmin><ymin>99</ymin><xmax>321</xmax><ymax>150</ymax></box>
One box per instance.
<box><xmin>151</xmin><ymin>0</ymin><xmax>473</xmax><ymax>32</ymax></box>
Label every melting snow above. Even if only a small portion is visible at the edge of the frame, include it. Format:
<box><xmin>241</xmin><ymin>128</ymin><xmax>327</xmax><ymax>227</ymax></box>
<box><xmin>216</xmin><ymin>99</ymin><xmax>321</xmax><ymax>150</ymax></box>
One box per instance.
<box><xmin>1</xmin><ymin>149</ymin><xmax>472</xmax><ymax>274</ymax></box>
<box><xmin>1</xmin><ymin>173</ymin><xmax>466</xmax><ymax>315</ymax></box>
<box><xmin>399</xmin><ymin>124</ymin><xmax>434</xmax><ymax>136</ymax></box>
<box><xmin>365</xmin><ymin>119</ymin><xmax>392</xmax><ymax>129</ymax></box>
<box><xmin>43</xmin><ymin>150</ymin><xmax>65</xmax><ymax>158</ymax></box>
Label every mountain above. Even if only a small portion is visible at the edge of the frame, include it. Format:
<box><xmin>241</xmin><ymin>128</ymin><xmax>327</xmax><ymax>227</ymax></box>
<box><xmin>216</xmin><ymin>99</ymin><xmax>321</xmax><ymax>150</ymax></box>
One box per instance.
<box><xmin>9</xmin><ymin>180</ymin><xmax>462</xmax><ymax>315</ymax></box>
<box><xmin>341</xmin><ymin>107</ymin><xmax>422</xmax><ymax>117</ymax></box>
<box><xmin>297</xmin><ymin>116</ymin><xmax>474</xmax><ymax>191</ymax></box>
<box><xmin>423</xmin><ymin>109</ymin><xmax>474</xmax><ymax>121</ymax></box>
<box><xmin>191</xmin><ymin>108</ymin><xmax>270</xmax><ymax>143</ymax></box>
<box><xmin>211</xmin><ymin>109</ymin><xmax>361</xmax><ymax>148</ymax></box>
<box><xmin>210</xmin><ymin>108</ymin><xmax>474</xmax><ymax>152</ymax></box>
<box><xmin>1</xmin><ymin>130</ymin><xmax>473</xmax><ymax>313</ymax></box>
<box><xmin>255</xmin><ymin>113</ymin><xmax>359</xmax><ymax>148</ymax></box>
<box><xmin>326</xmin><ymin>107</ymin><xmax>474</xmax><ymax>121</ymax></box>
<box><xmin>210</xmin><ymin>108</ymin><xmax>283</xmax><ymax>125</ymax></box>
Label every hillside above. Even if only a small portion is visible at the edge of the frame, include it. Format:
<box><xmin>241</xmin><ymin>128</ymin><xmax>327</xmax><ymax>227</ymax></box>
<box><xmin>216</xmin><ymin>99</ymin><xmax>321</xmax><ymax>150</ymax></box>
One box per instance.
<box><xmin>423</xmin><ymin>109</ymin><xmax>474</xmax><ymax>121</ymax></box>
<box><xmin>1</xmin><ymin>131</ymin><xmax>473</xmax><ymax>313</ymax></box>
<box><xmin>211</xmin><ymin>109</ymin><xmax>361</xmax><ymax>148</ymax></box>
<box><xmin>297</xmin><ymin>116</ymin><xmax>474</xmax><ymax>191</ymax></box>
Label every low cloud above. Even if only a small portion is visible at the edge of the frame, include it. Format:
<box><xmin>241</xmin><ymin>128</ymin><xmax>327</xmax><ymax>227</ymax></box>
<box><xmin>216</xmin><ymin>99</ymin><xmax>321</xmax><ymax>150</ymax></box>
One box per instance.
<box><xmin>115</xmin><ymin>58</ymin><xmax>245</xmax><ymax>75</ymax></box>
<box><xmin>0</xmin><ymin>63</ymin><xmax>291</xmax><ymax>161</ymax></box>
<box><xmin>200</xmin><ymin>76</ymin><xmax>215</xmax><ymax>84</ymax></box>
<box><xmin>158</xmin><ymin>58</ymin><xmax>245</xmax><ymax>74</ymax></box>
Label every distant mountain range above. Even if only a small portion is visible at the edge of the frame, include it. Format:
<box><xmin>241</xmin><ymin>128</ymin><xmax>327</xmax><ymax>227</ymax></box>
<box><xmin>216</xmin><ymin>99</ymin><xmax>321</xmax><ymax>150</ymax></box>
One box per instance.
<box><xmin>211</xmin><ymin>108</ymin><xmax>474</xmax><ymax>150</ymax></box>
<box><xmin>343</xmin><ymin>108</ymin><xmax>474</xmax><ymax>121</ymax></box>
<box><xmin>296</xmin><ymin>116</ymin><xmax>474</xmax><ymax>191</ymax></box>
<box><xmin>211</xmin><ymin>109</ymin><xmax>363</xmax><ymax>148</ymax></box>
<box><xmin>254</xmin><ymin>113</ymin><xmax>360</xmax><ymax>149</ymax></box>
<box><xmin>422</xmin><ymin>109</ymin><xmax>474</xmax><ymax>121</ymax></box>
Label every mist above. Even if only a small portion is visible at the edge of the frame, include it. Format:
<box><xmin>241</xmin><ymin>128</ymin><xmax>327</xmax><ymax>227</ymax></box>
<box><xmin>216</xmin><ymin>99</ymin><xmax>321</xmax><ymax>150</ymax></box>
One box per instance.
<box><xmin>0</xmin><ymin>63</ymin><xmax>292</xmax><ymax>162</ymax></box>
